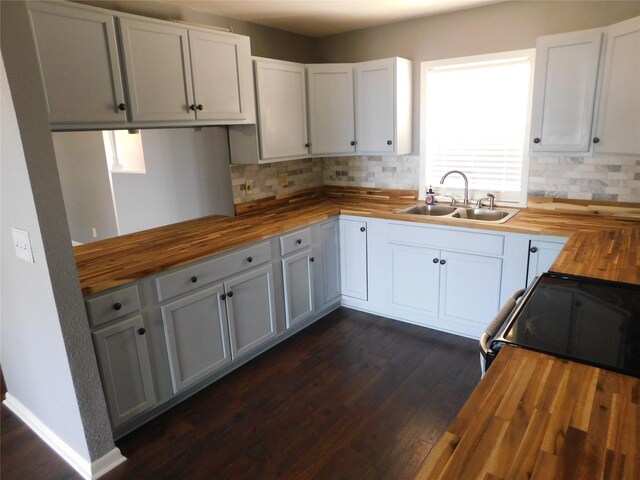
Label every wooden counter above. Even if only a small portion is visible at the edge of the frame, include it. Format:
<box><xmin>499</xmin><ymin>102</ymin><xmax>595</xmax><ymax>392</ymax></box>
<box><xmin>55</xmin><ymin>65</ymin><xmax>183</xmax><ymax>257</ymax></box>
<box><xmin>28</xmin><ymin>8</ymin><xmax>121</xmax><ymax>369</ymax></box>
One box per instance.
<box><xmin>73</xmin><ymin>188</ymin><xmax>640</xmax><ymax>295</ymax></box>
<box><xmin>416</xmin><ymin>345</ymin><xmax>640</xmax><ymax>480</ymax></box>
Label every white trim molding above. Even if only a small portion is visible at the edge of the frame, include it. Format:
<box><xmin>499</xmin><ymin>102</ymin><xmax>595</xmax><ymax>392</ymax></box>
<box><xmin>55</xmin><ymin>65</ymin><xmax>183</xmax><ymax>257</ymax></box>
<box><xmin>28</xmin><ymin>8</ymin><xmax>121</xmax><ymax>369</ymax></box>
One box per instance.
<box><xmin>3</xmin><ymin>393</ymin><xmax>126</xmax><ymax>479</ymax></box>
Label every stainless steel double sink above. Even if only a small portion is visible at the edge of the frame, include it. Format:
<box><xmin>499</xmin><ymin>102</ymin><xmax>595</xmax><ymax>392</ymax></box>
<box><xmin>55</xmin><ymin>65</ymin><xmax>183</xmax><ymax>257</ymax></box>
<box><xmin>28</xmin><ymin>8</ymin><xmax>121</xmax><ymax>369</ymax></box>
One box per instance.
<box><xmin>397</xmin><ymin>204</ymin><xmax>519</xmax><ymax>223</ymax></box>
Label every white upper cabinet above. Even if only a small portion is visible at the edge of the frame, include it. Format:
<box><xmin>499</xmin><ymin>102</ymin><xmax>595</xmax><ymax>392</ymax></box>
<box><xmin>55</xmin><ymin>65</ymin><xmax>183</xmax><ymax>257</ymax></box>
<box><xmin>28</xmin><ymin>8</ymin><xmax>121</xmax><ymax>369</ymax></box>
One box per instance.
<box><xmin>27</xmin><ymin>2</ymin><xmax>127</xmax><ymax>125</ymax></box>
<box><xmin>530</xmin><ymin>29</ymin><xmax>604</xmax><ymax>154</ymax></box>
<box><xmin>118</xmin><ymin>18</ymin><xmax>195</xmax><ymax>122</ymax></box>
<box><xmin>255</xmin><ymin>58</ymin><xmax>309</xmax><ymax>160</ymax></box>
<box><xmin>307</xmin><ymin>64</ymin><xmax>357</xmax><ymax>155</ymax></box>
<box><xmin>593</xmin><ymin>16</ymin><xmax>640</xmax><ymax>156</ymax></box>
<box><xmin>355</xmin><ymin>57</ymin><xmax>412</xmax><ymax>155</ymax></box>
<box><xmin>188</xmin><ymin>29</ymin><xmax>253</xmax><ymax>122</ymax></box>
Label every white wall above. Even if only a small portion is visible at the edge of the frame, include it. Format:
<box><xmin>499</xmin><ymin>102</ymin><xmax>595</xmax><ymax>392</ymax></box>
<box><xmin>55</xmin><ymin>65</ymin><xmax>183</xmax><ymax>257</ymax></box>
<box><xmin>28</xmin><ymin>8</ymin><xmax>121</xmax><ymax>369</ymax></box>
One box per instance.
<box><xmin>111</xmin><ymin>127</ymin><xmax>234</xmax><ymax>235</ymax></box>
<box><xmin>1</xmin><ymin>54</ymin><xmax>92</xmax><ymax>461</ymax></box>
<box><xmin>0</xmin><ymin>0</ymin><xmax>115</xmax><ymax>467</ymax></box>
<box><xmin>53</xmin><ymin>131</ymin><xmax>119</xmax><ymax>244</ymax></box>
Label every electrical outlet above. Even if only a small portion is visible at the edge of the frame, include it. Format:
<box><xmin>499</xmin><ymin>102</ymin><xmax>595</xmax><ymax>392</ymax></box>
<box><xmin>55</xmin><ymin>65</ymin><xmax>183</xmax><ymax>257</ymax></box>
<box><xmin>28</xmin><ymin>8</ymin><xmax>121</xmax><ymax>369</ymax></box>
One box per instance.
<box><xmin>278</xmin><ymin>173</ymin><xmax>288</xmax><ymax>187</ymax></box>
<box><xmin>11</xmin><ymin>228</ymin><xmax>34</xmax><ymax>263</ymax></box>
<box><xmin>246</xmin><ymin>179</ymin><xmax>254</xmax><ymax>192</ymax></box>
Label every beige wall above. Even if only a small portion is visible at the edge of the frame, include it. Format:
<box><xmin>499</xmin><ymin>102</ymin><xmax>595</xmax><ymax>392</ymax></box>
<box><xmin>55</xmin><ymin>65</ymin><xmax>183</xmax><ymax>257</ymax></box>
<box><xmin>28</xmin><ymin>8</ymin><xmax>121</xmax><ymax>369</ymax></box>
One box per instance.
<box><xmin>74</xmin><ymin>0</ymin><xmax>319</xmax><ymax>63</ymax></box>
<box><xmin>316</xmin><ymin>1</ymin><xmax>640</xmax><ymax>153</ymax></box>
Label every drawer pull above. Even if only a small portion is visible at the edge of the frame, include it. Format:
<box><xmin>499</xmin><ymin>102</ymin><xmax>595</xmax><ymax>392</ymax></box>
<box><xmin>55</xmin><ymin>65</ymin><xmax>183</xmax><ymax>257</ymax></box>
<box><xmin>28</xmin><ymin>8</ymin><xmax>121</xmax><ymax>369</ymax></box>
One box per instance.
<box><xmin>137</xmin><ymin>328</ymin><xmax>146</xmax><ymax>335</ymax></box>
<box><xmin>530</xmin><ymin>246</ymin><xmax>538</xmax><ymax>253</ymax></box>
<box><xmin>533</xmin><ymin>138</ymin><xmax>541</xmax><ymax>144</ymax></box>
<box><xmin>247</xmin><ymin>256</ymin><xmax>253</xmax><ymax>263</ymax></box>
<box><xmin>227</xmin><ymin>291</ymin><xmax>233</xmax><ymax>298</ymax></box>
<box><xmin>360</xmin><ymin>227</ymin><xmax>366</xmax><ymax>232</ymax></box>
<box><xmin>190</xmin><ymin>276</ymin><xmax>198</xmax><ymax>283</ymax></box>
<box><xmin>296</xmin><ymin>239</ymin><xmax>302</xmax><ymax>245</ymax></box>
<box><xmin>440</xmin><ymin>259</ymin><xmax>447</xmax><ymax>265</ymax></box>
<box><xmin>433</xmin><ymin>258</ymin><xmax>439</xmax><ymax>264</ymax></box>
<box><xmin>113</xmin><ymin>302</ymin><xmax>122</xmax><ymax>311</ymax></box>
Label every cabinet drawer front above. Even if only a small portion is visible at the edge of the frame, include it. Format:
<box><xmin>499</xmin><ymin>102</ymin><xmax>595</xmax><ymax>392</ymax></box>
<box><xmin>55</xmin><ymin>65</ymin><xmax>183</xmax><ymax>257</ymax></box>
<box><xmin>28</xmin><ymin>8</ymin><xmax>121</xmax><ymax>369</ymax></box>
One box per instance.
<box><xmin>388</xmin><ymin>223</ymin><xmax>504</xmax><ymax>256</ymax></box>
<box><xmin>280</xmin><ymin>228</ymin><xmax>312</xmax><ymax>256</ymax></box>
<box><xmin>86</xmin><ymin>285</ymin><xmax>141</xmax><ymax>328</ymax></box>
<box><xmin>156</xmin><ymin>242</ymin><xmax>271</xmax><ymax>301</ymax></box>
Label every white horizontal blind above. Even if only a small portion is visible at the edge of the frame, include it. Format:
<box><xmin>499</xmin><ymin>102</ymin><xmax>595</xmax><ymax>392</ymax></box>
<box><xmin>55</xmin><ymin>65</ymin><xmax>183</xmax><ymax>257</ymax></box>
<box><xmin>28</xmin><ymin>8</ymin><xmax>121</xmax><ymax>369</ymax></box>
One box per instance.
<box><xmin>424</xmin><ymin>57</ymin><xmax>532</xmax><ymax>203</ymax></box>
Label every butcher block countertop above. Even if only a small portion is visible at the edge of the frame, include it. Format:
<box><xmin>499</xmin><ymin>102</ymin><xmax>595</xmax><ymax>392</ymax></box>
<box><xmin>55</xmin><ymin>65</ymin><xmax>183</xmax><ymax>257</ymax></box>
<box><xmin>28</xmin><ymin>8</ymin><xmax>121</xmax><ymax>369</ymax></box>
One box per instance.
<box><xmin>74</xmin><ymin>187</ymin><xmax>639</xmax><ymax>295</ymax></box>
<box><xmin>416</xmin><ymin>345</ymin><xmax>640</xmax><ymax>480</ymax></box>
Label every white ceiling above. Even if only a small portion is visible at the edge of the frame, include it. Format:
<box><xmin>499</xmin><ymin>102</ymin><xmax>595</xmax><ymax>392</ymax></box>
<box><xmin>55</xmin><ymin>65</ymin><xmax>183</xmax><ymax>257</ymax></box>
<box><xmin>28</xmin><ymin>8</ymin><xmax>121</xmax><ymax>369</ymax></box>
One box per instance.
<box><xmin>163</xmin><ymin>0</ymin><xmax>504</xmax><ymax>37</ymax></box>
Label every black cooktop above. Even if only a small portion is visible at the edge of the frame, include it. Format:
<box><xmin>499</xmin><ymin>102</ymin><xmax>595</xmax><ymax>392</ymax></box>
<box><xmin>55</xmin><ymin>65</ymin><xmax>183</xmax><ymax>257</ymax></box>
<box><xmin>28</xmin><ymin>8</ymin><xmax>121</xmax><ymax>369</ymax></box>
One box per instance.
<box><xmin>491</xmin><ymin>273</ymin><xmax>640</xmax><ymax>377</ymax></box>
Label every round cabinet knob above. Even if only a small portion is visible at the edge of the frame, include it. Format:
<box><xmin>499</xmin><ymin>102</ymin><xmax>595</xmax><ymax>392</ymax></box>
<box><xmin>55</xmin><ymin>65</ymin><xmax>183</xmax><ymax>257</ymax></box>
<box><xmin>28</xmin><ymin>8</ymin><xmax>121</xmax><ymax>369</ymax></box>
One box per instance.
<box><xmin>296</xmin><ymin>239</ymin><xmax>302</xmax><ymax>245</ymax></box>
<box><xmin>530</xmin><ymin>246</ymin><xmax>538</xmax><ymax>253</ymax></box>
<box><xmin>593</xmin><ymin>137</ymin><xmax>600</xmax><ymax>144</ymax></box>
<box><xmin>440</xmin><ymin>259</ymin><xmax>446</xmax><ymax>265</ymax></box>
<box><xmin>387</xmin><ymin>140</ymin><xmax>392</xmax><ymax>145</ymax></box>
<box><xmin>113</xmin><ymin>302</ymin><xmax>122</xmax><ymax>311</ymax></box>
<box><xmin>305</xmin><ymin>143</ymin><xmax>310</xmax><ymax>148</ymax></box>
<box><xmin>360</xmin><ymin>227</ymin><xmax>366</xmax><ymax>232</ymax></box>
<box><xmin>310</xmin><ymin>257</ymin><xmax>315</xmax><ymax>262</ymax></box>
<box><xmin>118</xmin><ymin>103</ymin><xmax>127</xmax><ymax>111</ymax></box>
<box><xmin>533</xmin><ymin>138</ymin><xmax>541</xmax><ymax>144</ymax></box>
<box><xmin>221</xmin><ymin>294</ymin><xmax>227</xmax><ymax>300</ymax></box>
<box><xmin>190</xmin><ymin>276</ymin><xmax>198</xmax><ymax>283</ymax></box>
<box><xmin>197</xmin><ymin>104</ymin><xmax>204</xmax><ymax>111</ymax></box>
<box><xmin>137</xmin><ymin>328</ymin><xmax>146</xmax><ymax>335</ymax></box>
<box><xmin>189</xmin><ymin>104</ymin><xmax>196</xmax><ymax>111</ymax></box>
<box><xmin>350</xmin><ymin>140</ymin><xmax>356</xmax><ymax>146</ymax></box>
<box><xmin>432</xmin><ymin>258</ymin><xmax>439</xmax><ymax>264</ymax></box>
<box><xmin>227</xmin><ymin>291</ymin><xmax>234</xmax><ymax>298</ymax></box>
<box><xmin>247</xmin><ymin>256</ymin><xmax>253</xmax><ymax>263</ymax></box>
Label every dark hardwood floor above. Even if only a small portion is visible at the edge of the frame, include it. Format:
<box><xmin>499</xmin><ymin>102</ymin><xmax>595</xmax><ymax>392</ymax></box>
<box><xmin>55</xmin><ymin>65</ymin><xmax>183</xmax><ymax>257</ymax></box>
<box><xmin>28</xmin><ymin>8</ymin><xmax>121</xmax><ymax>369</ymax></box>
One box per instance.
<box><xmin>1</xmin><ymin>308</ymin><xmax>480</xmax><ymax>480</ymax></box>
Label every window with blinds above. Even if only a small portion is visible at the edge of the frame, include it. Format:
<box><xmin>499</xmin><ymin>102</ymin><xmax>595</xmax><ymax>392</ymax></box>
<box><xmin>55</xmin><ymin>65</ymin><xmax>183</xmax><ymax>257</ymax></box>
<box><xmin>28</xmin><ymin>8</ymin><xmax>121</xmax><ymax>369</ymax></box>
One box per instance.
<box><xmin>422</xmin><ymin>52</ymin><xmax>534</xmax><ymax>205</ymax></box>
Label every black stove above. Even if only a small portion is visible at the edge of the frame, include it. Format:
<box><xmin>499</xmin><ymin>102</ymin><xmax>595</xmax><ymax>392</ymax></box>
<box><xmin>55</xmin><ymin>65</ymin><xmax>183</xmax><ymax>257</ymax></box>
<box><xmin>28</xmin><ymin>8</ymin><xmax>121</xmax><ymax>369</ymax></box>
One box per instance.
<box><xmin>490</xmin><ymin>273</ymin><xmax>640</xmax><ymax>377</ymax></box>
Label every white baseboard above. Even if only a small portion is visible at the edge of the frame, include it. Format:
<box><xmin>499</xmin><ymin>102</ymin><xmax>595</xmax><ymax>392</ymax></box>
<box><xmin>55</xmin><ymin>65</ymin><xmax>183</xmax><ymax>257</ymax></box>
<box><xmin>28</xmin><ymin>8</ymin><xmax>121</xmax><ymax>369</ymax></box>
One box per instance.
<box><xmin>3</xmin><ymin>393</ymin><xmax>126</xmax><ymax>479</ymax></box>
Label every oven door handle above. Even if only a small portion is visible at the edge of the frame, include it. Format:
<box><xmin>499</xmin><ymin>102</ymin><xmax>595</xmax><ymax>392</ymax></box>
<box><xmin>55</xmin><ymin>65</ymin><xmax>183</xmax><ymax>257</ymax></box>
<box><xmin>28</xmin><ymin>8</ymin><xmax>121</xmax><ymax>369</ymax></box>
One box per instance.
<box><xmin>480</xmin><ymin>288</ymin><xmax>526</xmax><ymax>359</ymax></box>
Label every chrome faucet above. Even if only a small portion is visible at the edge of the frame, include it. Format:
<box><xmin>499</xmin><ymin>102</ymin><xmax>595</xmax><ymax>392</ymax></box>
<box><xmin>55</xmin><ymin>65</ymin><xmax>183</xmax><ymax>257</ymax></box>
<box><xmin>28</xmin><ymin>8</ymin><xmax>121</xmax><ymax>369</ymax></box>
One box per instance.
<box><xmin>477</xmin><ymin>193</ymin><xmax>496</xmax><ymax>210</ymax></box>
<box><xmin>439</xmin><ymin>170</ymin><xmax>469</xmax><ymax>206</ymax></box>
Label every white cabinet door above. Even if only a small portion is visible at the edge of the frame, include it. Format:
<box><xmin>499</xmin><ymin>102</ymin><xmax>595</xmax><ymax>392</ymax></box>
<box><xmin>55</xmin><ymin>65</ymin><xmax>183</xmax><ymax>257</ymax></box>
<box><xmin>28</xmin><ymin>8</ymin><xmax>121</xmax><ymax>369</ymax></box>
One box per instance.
<box><xmin>340</xmin><ymin>219</ymin><xmax>368</xmax><ymax>300</ymax></box>
<box><xmin>118</xmin><ymin>17</ymin><xmax>194</xmax><ymax>122</ymax></box>
<box><xmin>530</xmin><ymin>29</ymin><xmax>603</xmax><ymax>153</ymax></box>
<box><xmin>254</xmin><ymin>58</ymin><xmax>309</xmax><ymax>160</ymax></box>
<box><xmin>225</xmin><ymin>265</ymin><xmax>277</xmax><ymax>359</ymax></box>
<box><xmin>28</xmin><ymin>2</ymin><xmax>126</xmax><ymax>125</ymax></box>
<box><xmin>527</xmin><ymin>240</ymin><xmax>566</xmax><ymax>286</ymax></box>
<box><xmin>189</xmin><ymin>29</ymin><xmax>251</xmax><ymax>122</ymax></box>
<box><xmin>593</xmin><ymin>16</ymin><xmax>640</xmax><ymax>156</ymax></box>
<box><xmin>92</xmin><ymin>315</ymin><xmax>156</xmax><ymax>428</ymax></box>
<box><xmin>389</xmin><ymin>244</ymin><xmax>440</xmax><ymax>318</ymax></box>
<box><xmin>321</xmin><ymin>221</ymin><xmax>341</xmax><ymax>306</ymax></box>
<box><xmin>355</xmin><ymin>59</ymin><xmax>395</xmax><ymax>154</ymax></box>
<box><xmin>282</xmin><ymin>250</ymin><xmax>314</xmax><ymax>328</ymax></box>
<box><xmin>307</xmin><ymin>64</ymin><xmax>356</xmax><ymax>155</ymax></box>
<box><xmin>161</xmin><ymin>284</ymin><xmax>232</xmax><ymax>394</ymax></box>
<box><xmin>439</xmin><ymin>251</ymin><xmax>503</xmax><ymax>329</ymax></box>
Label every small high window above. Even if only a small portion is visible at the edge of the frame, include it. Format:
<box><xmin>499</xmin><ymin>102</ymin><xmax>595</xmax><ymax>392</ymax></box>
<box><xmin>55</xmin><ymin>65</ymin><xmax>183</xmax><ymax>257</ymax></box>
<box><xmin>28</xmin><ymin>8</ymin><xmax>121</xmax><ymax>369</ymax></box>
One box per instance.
<box><xmin>102</xmin><ymin>130</ymin><xmax>146</xmax><ymax>173</ymax></box>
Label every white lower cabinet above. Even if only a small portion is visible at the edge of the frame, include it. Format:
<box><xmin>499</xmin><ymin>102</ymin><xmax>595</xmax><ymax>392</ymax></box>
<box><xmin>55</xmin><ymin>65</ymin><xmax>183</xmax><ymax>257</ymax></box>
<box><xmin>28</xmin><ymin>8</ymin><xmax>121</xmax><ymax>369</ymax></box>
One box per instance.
<box><xmin>225</xmin><ymin>265</ymin><xmax>277</xmax><ymax>359</ymax></box>
<box><xmin>161</xmin><ymin>284</ymin><xmax>232</xmax><ymax>394</ymax></box>
<box><xmin>282</xmin><ymin>250</ymin><xmax>315</xmax><ymax>328</ymax></box>
<box><xmin>340</xmin><ymin>219</ymin><xmax>368</xmax><ymax>300</ymax></box>
<box><xmin>92</xmin><ymin>315</ymin><xmax>156</xmax><ymax>428</ymax></box>
<box><xmin>526</xmin><ymin>238</ymin><xmax>567</xmax><ymax>286</ymax></box>
<box><xmin>389</xmin><ymin>243</ymin><xmax>502</xmax><ymax>334</ymax></box>
<box><xmin>320</xmin><ymin>220</ymin><xmax>341</xmax><ymax>306</ymax></box>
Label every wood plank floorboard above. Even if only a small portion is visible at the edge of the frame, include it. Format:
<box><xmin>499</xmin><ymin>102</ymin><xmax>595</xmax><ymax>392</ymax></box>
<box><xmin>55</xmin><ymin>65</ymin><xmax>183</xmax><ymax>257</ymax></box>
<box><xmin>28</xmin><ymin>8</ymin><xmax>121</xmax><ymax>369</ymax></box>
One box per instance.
<box><xmin>0</xmin><ymin>308</ymin><xmax>480</xmax><ymax>480</ymax></box>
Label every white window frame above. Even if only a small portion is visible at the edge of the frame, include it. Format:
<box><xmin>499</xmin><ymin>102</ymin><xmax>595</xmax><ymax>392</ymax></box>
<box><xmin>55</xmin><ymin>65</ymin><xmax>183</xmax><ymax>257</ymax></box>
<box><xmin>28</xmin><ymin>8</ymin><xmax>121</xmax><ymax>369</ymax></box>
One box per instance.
<box><xmin>419</xmin><ymin>49</ymin><xmax>536</xmax><ymax>206</ymax></box>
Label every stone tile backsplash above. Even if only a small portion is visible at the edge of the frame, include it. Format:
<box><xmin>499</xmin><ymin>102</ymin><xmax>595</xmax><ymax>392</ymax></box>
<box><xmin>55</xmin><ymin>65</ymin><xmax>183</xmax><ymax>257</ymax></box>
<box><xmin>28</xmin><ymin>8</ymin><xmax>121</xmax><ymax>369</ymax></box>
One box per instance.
<box><xmin>230</xmin><ymin>158</ymin><xmax>323</xmax><ymax>203</ymax></box>
<box><xmin>230</xmin><ymin>154</ymin><xmax>639</xmax><ymax>204</ymax></box>
<box><xmin>528</xmin><ymin>156</ymin><xmax>640</xmax><ymax>202</ymax></box>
